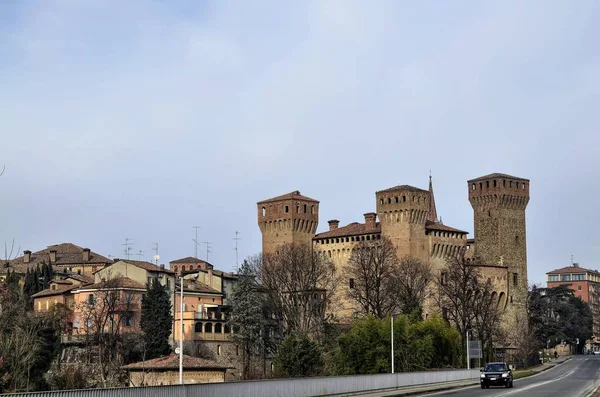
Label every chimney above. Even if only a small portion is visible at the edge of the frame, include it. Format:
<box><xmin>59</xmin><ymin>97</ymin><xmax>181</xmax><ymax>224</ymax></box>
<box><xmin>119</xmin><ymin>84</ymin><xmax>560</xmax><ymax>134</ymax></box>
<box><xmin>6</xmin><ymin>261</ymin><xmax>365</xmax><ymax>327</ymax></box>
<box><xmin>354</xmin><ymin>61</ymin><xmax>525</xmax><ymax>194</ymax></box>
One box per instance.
<box><xmin>82</xmin><ymin>248</ymin><xmax>90</xmax><ymax>262</ymax></box>
<box><xmin>23</xmin><ymin>250</ymin><xmax>31</xmax><ymax>264</ymax></box>
<box><xmin>328</xmin><ymin>219</ymin><xmax>340</xmax><ymax>231</ymax></box>
<box><xmin>49</xmin><ymin>250</ymin><xmax>57</xmax><ymax>264</ymax></box>
<box><xmin>364</xmin><ymin>212</ymin><xmax>377</xmax><ymax>230</ymax></box>
<box><xmin>160</xmin><ymin>264</ymin><xmax>165</xmax><ymax>270</ymax></box>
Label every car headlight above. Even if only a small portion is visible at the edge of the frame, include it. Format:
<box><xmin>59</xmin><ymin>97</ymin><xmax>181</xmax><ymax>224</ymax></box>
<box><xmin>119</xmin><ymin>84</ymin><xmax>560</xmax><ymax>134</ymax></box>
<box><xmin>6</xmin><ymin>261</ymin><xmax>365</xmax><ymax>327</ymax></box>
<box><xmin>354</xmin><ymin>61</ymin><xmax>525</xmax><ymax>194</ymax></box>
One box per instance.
<box><xmin>502</xmin><ymin>373</ymin><xmax>509</xmax><ymax>378</ymax></box>
<box><xmin>481</xmin><ymin>374</ymin><xmax>486</xmax><ymax>378</ymax></box>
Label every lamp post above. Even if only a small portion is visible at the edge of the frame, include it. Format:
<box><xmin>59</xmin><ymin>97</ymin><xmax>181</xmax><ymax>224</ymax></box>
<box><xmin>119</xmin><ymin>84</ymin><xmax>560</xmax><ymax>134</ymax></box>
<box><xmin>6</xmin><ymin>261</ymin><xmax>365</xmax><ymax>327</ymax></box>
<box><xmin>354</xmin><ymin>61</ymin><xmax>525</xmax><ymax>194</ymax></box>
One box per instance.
<box><xmin>391</xmin><ymin>315</ymin><xmax>394</xmax><ymax>374</ymax></box>
<box><xmin>179</xmin><ymin>275</ymin><xmax>184</xmax><ymax>384</ymax></box>
<box><xmin>466</xmin><ymin>329</ymin><xmax>472</xmax><ymax>370</ymax></box>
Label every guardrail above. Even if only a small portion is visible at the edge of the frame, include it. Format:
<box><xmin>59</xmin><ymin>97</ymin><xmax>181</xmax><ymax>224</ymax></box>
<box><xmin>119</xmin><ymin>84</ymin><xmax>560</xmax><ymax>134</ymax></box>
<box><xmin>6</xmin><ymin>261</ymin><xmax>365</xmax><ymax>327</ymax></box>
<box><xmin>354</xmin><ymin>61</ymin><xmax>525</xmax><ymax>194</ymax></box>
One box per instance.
<box><xmin>0</xmin><ymin>369</ymin><xmax>479</xmax><ymax>397</ymax></box>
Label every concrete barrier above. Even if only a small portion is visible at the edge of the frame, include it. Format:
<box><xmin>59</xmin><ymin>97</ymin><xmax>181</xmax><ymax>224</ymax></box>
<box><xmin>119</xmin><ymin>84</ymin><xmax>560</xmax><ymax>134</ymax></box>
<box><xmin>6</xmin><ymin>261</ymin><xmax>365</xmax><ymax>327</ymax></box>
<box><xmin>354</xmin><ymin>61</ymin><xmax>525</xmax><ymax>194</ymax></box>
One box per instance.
<box><xmin>2</xmin><ymin>369</ymin><xmax>480</xmax><ymax>397</ymax></box>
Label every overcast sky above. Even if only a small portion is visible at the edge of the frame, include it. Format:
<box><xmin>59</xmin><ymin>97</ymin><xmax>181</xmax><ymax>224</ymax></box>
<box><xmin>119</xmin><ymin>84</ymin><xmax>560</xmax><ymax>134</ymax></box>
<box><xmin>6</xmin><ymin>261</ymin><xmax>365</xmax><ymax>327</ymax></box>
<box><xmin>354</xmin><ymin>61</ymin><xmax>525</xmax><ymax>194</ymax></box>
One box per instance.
<box><xmin>1</xmin><ymin>1</ymin><xmax>599</xmax><ymax>285</ymax></box>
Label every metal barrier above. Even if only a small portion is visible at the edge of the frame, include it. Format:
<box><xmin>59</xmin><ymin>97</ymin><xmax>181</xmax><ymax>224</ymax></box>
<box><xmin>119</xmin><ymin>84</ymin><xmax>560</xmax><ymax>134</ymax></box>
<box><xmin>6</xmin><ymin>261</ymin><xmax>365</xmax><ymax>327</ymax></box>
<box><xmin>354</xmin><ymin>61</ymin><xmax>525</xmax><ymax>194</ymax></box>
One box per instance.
<box><xmin>2</xmin><ymin>369</ymin><xmax>479</xmax><ymax>397</ymax></box>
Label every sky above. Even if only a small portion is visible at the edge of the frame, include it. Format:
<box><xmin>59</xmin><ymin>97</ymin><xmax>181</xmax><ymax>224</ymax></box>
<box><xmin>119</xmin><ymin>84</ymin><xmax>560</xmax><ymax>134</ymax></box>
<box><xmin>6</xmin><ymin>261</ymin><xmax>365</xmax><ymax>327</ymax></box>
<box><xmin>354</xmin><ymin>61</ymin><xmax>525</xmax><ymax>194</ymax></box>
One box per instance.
<box><xmin>1</xmin><ymin>0</ymin><xmax>599</xmax><ymax>285</ymax></box>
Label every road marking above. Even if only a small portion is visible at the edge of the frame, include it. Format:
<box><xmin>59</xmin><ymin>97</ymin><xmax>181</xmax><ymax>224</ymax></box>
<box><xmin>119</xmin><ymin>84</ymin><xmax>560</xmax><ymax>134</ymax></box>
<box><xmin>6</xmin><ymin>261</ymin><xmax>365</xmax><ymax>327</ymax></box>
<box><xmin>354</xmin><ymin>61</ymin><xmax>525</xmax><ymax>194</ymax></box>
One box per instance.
<box><xmin>493</xmin><ymin>367</ymin><xmax>577</xmax><ymax>397</ymax></box>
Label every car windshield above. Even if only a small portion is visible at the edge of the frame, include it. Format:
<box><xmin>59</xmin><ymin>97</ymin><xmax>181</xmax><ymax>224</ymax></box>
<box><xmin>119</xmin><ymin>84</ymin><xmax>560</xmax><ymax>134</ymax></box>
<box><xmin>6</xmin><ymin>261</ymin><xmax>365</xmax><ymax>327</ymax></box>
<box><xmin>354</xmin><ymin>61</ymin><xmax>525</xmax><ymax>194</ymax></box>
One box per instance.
<box><xmin>485</xmin><ymin>364</ymin><xmax>507</xmax><ymax>372</ymax></box>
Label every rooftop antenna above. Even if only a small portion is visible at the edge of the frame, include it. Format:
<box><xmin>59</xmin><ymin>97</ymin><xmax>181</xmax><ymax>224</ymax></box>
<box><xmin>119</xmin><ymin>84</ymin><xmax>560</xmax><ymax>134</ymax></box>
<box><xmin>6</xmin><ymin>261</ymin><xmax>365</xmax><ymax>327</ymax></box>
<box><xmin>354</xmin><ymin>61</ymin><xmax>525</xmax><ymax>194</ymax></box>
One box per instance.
<box><xmin>122</xmin><ymin>238</ymin><xmax>133</xmax><ymax>260</ymax></box>
<box><xmin>233</xmin><ymin>231</ymin><xmax>241</xmax><ymax>272</ymax></box>
<box><xmin>137</xmin><ymin>250</ymin><xmax>144</xmax><ymax>260</ymax></box>
<box><xmin>153</xmin><ymin>242</ymin><xmax>160</xmax><ymax>265</ymax></box>
<box><xmin>203</xmin><ymin>241</ymin><xmax>212</xmax><ymax>262</ymax></box>
<box><xmin>193</xmin><ymin>226</ymin><xmax>202</xmax><ymax>259</ymax></box>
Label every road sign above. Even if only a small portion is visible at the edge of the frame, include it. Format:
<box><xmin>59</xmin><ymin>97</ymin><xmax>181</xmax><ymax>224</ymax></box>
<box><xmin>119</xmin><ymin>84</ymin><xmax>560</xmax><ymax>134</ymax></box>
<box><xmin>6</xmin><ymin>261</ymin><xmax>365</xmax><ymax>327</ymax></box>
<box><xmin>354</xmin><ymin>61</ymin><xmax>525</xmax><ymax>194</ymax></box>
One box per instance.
<box><xmin>469</xmin><ymin>340</ymin><xmax>483</xmax><ymax>359</ymax></box>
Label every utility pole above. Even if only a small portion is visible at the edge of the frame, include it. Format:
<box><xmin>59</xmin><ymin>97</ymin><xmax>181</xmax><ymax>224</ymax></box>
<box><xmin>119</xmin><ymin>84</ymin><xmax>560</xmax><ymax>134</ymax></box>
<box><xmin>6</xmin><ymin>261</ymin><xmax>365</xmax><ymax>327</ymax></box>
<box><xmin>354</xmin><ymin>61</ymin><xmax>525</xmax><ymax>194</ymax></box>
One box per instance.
<box><xmin>203</xmin><ymin>241</ymin><xmax>212</xmax><ymax>262</ymax></box>
<box><xmin>467</xmin><ymin>329</ymin><xmax>471</xmax><ymax>370</ymax></box>
<box><xmin>233</xmin><ymin>231</ymin><xmax>241</xmax><ymax>272</ymax></box>
<box><xmin>122</xmin><ymin>238</ymin><xmax>133</xmax><ymax>260</ymax></box>
<box><xmin>153</xmin><ymin>243</ymin><xmax>160</xmax><ymax>264</ymax></box>
<box><xmin>193</xmin><ymin>226</ymin><xmax>201</xmax><ymax>259</ymax></box>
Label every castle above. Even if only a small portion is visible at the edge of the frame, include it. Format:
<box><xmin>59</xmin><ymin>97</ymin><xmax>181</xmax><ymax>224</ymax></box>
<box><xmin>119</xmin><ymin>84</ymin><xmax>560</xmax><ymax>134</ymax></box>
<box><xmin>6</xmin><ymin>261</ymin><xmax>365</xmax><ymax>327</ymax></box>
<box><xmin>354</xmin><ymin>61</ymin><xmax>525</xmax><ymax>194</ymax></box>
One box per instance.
<box><xmin>257</xmin><ymin>173</ymin><xmax>530</xmax><ymax>329</ymax></box>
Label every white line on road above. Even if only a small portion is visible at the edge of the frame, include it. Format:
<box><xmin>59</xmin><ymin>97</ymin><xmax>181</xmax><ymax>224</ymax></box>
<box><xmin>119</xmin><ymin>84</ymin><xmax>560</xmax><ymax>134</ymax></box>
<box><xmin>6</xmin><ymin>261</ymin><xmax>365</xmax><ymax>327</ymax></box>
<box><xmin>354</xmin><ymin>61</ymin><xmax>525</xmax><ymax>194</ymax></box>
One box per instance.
<box><xmin>493</xmin><ymin>368</ymin><xmax>577</xmax><ymax>397</ymax></box>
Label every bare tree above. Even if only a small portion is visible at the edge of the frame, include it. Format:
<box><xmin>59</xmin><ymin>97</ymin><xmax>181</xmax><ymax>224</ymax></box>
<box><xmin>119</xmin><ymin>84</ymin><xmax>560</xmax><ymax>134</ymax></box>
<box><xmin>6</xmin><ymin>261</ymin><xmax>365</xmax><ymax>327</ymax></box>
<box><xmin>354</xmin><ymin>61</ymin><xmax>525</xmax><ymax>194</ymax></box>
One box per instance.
<box><xmin>395</xmin><ymin>256</ymin><xmax>432</xmax><ymax>316</ymax></box>
<box><xmin>256</xmin><ymin>244</ymin><xmax>339</xmax><ymax>339</ymax></box>
<box><xmin>343</xmin><ymin>237</ymin><xmax>400</xmax><ymax>318</ymax></box>
<box><xmin>77</xmin><ymin>274</ymin><xmax>138</xmax><ymax>387</ymax></box>
<box><xmin>435</xmin><ymin>255</ymin><xmax>501</xmax><ymax>364</ymax></box>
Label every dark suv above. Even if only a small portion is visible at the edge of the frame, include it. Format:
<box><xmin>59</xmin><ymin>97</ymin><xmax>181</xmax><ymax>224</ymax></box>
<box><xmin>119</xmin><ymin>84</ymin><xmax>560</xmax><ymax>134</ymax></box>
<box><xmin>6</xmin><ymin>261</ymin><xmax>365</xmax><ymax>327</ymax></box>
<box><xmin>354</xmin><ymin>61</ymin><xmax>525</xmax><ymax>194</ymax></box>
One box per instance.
<box><xmin>480</xmin><ymin>362</ymin><xmax>513</xmax><ymax>389</ymax></box>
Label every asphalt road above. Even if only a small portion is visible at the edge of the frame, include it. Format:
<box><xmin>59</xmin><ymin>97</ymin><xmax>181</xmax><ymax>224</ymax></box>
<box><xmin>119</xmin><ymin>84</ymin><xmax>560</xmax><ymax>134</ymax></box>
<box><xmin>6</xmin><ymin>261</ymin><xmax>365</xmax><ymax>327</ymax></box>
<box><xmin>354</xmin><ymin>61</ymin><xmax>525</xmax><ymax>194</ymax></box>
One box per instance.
<box><xmin>421</xmin><ymin>356</ymin><xmax>600</xmax><ymax>397</ymax></box>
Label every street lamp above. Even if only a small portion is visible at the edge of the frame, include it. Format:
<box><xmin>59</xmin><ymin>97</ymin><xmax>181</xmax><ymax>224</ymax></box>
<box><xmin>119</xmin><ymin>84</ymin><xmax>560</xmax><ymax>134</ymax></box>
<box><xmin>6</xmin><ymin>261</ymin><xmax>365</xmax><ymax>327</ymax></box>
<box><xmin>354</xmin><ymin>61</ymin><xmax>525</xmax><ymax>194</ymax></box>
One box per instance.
<box><xmin>466</xmin><ymin>329</ymin><xmax>472</xmax><ymax>370</ymax></box>
<box><xmin>179</xmin><ymin>275</ymin><xmax>184</xmax><ymax>384</ymax></box>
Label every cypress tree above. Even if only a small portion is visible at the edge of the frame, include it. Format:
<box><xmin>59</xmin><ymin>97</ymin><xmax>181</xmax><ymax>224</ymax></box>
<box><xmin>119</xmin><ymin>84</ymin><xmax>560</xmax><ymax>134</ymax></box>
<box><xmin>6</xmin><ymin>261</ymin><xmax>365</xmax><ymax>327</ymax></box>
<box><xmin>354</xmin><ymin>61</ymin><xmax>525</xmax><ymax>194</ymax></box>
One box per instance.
<box><xmin>140</xmin><ymin>280</ymin><xmax>173</xmax><ymax>359</ymax></box>
<box><xmin>23</xmin><ymin>268</ymin><xmax>34</xmax><ymax>310</ymax></box>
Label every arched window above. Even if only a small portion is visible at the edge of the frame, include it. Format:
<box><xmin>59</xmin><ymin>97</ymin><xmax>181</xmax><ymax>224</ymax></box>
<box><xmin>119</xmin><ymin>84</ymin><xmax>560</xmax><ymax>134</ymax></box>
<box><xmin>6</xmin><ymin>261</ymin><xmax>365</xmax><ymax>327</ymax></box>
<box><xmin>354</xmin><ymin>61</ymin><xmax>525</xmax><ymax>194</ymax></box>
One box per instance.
<box><xmin>387</xmin><ymin>198</ymin><xmax>391</xmax><ymax>204</ymax></box>
<box><xmin>486</xmin><ymin>181</ymin><xmax>489</xmax><ymax>188</ymax></box>
<box><xmin>395</xmin><ymin>197</ymin><xmax>399</xmax><ymax>203</ymax></box>
<box><xmin>225</xmin><ymin>324</ymin><xmax>231</xmax><ymax>333</ymax></box>
<box><xmin>262</xmin><ymin>207</ymin><xmax>266</xmax><ymax>216</ymax></box>
<box><xmin>195</xmin><ymin>323</ymin><xmax>203</xmax><ymax>332</ymax></box>
<box><xmin>304</xmin><ymin>204</ymin><xmax>307</xmax><ymax>213</ymax></box>
<box><xmin>311</xmin><ymin>205</ymin><xmax>315</xmax><ymax>214</ymax></box>
<box><xmin>493</xmin><ymin>180</ymin><xmax>497</xmax><ymax>187</ymax></box>
<box><xmin>472</xmin><ymin>183</ymin><xmax>476</xmax><ymax>190</ymax></box>
<box><xmin>215</xmin><ymin>323</ymin><xmax>222</xmax><ymax>333</ymax></box>
<box><xmin>205</xmin><ymin>323</ymin><xmax>213</xmax><ymax>333</ymax></box>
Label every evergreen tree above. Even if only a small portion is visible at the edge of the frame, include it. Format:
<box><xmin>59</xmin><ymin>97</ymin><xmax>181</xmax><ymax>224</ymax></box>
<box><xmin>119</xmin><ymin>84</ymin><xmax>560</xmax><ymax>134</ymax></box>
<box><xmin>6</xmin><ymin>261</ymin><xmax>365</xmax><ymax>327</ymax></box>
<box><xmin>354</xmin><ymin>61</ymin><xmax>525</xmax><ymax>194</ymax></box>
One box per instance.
<box><xmin>23</xmin><ymin>268</ymin><xmax>34</xmax><ymax>310</ymax></box>
<box><xmin>273</xmin><ymin>333</ymin><xmax>324</xmax><ymax>378</ymax></box>
<box><xmin>41</xmin><ymin>262</ymin><xmax>53</xmax><ymax>290</ymax></box>
<box><xmin>140</xmin><ymin>280</ymin><xmax>173</xmax><ymax>359</ymax></box>
<box><xmin>228</xmin><ymin>259</ymin><xmax>266</xmax><ymax>379</ymax></box>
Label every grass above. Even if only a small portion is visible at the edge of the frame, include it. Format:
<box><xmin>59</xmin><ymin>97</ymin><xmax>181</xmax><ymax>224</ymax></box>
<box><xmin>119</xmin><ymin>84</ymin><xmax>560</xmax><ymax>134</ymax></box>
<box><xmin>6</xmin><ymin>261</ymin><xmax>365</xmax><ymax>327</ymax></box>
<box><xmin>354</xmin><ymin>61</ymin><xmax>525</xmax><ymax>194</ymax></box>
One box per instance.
<box><xmin>512</xmin><ymin>370</ymin><xmax>536</xmax><ymax>380</ymax></box>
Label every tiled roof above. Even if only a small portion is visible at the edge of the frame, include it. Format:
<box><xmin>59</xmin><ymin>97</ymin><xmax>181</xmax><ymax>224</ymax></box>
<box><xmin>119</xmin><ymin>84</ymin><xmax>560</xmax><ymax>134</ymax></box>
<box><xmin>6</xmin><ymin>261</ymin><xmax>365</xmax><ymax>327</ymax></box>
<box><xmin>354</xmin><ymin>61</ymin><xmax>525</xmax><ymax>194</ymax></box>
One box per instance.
<box><xmin>170</xmin><ymin>257</ymin><xmax>213</xmax><ymax>266</ymax></box>
<box><xmin>52</xmin><ymin>280</ymin><xmax>73</xmax><ymax>285</ymax></box>
<box><xmin>76</xmin><ymin>277</ymin><xmax>145</xmax><ymax>291</ymax></box>
<box><xmin>8</xmin><ymin>243</ymin><xmax>111</xmax><ymax>273</ymax></box>
<box><xmin>64</xmin><ymin>273</ymin><xmax>95</xmax><ymax>284</ymax></box>
<box><xmin>122</xmin><ymin>354</ymin><xmax>229</xmax><ymax>370</ymax></box>
<box><xmin>181</xmin><ymin>279</ymin><xmax>221</xmax><ymax>294</ymax></box>
<box><xmin>376</xmin><ymin>185</ymin><xmax>429</xmax><ymax>194</ymax></box>
<box><xmin>546</xmin><ymin>266</ymin><xmax>599</xmax><ymax>276</ymax></box>
<box><xmin>117</xmin><ymin>260</ymin><xmax>175</xmax><ymax>274</ymax></box>
<box><xmin>468</xmin><ymin>173</ymin><xmax>529</xmax><ymax>183</ymax></box>
<box><xmin>314</xmin><ymin>222</ymin><xmax>381</xmax><ymax>239</ymax></box>
<box><xmin>257</xmin><ymin>190</ymin><xmax>319</xmax><ymax>204</ymax></box>
<box><xmin>32</xmin><ymin>283</ymin><xmax>81</xmax><ymax>298</ymax></box>
<box><xmin>425</xmin><ymin>220</ymin><xmax>468</xmax><ymax>234</ymax></box>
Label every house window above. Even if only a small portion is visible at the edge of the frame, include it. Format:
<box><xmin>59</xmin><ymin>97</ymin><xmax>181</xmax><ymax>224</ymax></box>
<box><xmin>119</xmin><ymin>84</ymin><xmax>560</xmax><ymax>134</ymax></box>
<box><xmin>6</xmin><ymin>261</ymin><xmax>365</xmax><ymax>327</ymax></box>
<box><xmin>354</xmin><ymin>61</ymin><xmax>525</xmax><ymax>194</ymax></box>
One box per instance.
<box><xmin>51</xmin><ymin>284</ymin><xmax>56</xmax><ymax>290</ymax></box>
<box><xmin>125</xmin><ymin>316</ymin><xmax>133</xmax><ymax>327</ymax></box>
<box><xmin>578</xmin><ymin>286</ymin><xmax>582</xmax><ymax>291</ymax></box>
<box><xmin>573</xmin><ymin>274</ymin><xmax>586</xmax><ymax>281</ymax></box>
<box><xmin>513</xmin><ymin>273</ymin><xmax>518</xmax><ymax>286</ymax></box>
<box><xmin>87</xmin><ymin>294</ymin><xmax>96</xmax><ymax>305</ymax></box>
<box><xmin>548</xmin><ymin>275</ymin><xmax>558</xmax><ymax>282</ymax></box>
<box><xmin>166</xmin><ymin>278</ymin><xmax>171</xmax><ymax>289</ymax></box>
<box><xmin>195</xmin><ymin>323</ymin><xmax>203</xmax><ymax>332</ymax></box>
<box><xmin>560</xmin><ymin>274</ymin><xmax>571</xmax><ymax>281</ymax></box>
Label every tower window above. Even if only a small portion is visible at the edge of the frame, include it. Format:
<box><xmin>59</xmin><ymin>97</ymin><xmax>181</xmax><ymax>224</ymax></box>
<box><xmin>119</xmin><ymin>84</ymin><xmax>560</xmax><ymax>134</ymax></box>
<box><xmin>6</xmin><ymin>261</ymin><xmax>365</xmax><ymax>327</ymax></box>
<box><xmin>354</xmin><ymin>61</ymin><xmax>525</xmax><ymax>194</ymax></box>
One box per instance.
<box><xmin>380</xmin><ymin>199</ymin><xmax>384</xmax><ymax>205</ymax></box>
<box><xmin>515</xmin><ymin>235</ymin><xmax>520</xmax><ymax>244</ymax></box>
<box><xmin>488</xmin><ymin>210</ymin><xmax>491</xmax><ymax>217</ymax></box>
<box><xmin>486</xmin><ymin>181</ymin><xmax>489</xmax><ymax>188</ymax></box>
<box><xmin>285</xmin><ymin>206</ymin><xmax>289</xmax><ymax>213</ymax></box>
<box><xmin>402</xmin><ymin>195</ymin><xmax>406</xmax><ymax>202</ymax></box>
<box><xmin>395</xmin><ymin>197</ymin><xmax>399</xmax><ymax>203</ymax></box>
<box><xmin>510</xmin><ymin>181</ymin><xmax>513</xmax><ymax>188</ymax></box>
<box><xmin>503</xmin><ymin>180</ymin><xmax>506</xmax><ymax>187</ymax></box>
<box><xmin>387</xmin><ymin>198</ymin><xmax>391</xmax><ymax>204</ymax></box>
<box><xmin>311</xmin><ymin>205</ymin><xmax>315</xmax><ymax>214</ymax></box>
<box><xmin>479</xmin><ymin>182</ymin><xmax>482</xmax><ymax>190</ymax></box>
<box><xmin>262</xmin><ymin>207</ymin><xmax>266</xmax><ymax>216</ymax></box>
<box><xmin>513</xmin><ymin>273</ymin><xmax>518</xmax><ymax>286</ymax></box>
<box><xmin>522</xmin><ymin>183</ymin><xmax>526</xmax><ymax>190</ymax></box>
<box><xmin>493</xmin><ymin>180</ymin><xmax>497</xmax><ymax>187</ymax></box>
<box><xmin>296</xmin><ymin>205</ymin><xmax>300</xmax><ymax>213</ymax></box>
<box><xmin>472</xmin><ymin>183</ymin><xmax>476</xmax><ymax>190</ymax></box>
<box><xmin>349</xmin><ymin>278</ymin><xmax>355</xmax><ymax>289</ymax></box>
<box><xmin>304</xmin><ymin>204</ymin><xmax>307</xmax><ymax>213</ymax></box>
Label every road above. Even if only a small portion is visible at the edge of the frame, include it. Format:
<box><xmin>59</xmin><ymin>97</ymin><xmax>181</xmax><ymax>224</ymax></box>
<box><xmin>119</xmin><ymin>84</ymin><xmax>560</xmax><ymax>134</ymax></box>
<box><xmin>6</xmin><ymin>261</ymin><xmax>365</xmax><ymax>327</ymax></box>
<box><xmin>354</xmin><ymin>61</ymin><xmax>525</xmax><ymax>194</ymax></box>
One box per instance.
<box><xmin>421</xmin><ymin>355</ymin><xmax>600</xmax><ymax>397</ymax></box>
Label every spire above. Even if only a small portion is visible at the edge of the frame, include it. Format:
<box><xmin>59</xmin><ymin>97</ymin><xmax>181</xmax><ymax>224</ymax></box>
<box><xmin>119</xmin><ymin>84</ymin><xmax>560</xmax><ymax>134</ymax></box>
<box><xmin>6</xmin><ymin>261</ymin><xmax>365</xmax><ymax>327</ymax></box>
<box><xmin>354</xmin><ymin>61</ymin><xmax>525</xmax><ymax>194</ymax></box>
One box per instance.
<box><xmin>428</xmin><ymin>171</ymin><xmax>438</xmax><ymax>222</ymax></box>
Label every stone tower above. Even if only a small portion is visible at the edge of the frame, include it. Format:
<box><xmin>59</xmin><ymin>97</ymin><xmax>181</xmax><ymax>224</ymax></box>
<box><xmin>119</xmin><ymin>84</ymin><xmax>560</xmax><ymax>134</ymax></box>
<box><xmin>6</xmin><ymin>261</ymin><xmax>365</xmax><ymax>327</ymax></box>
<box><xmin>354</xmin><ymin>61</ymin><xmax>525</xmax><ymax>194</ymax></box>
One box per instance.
<box><xmin>375</xmin><ymin>185</ymin><xmax>431</xmax><ymax>263</ymax></box>
<box><xmin>257</xmin><ymin>191</ymin><xmax>319</xmax><ymax>255</ymax></box>
<box><xmin>468</xmin><ymin>173</ymin><xmax>530</xmax><ymax>308</ymax></box>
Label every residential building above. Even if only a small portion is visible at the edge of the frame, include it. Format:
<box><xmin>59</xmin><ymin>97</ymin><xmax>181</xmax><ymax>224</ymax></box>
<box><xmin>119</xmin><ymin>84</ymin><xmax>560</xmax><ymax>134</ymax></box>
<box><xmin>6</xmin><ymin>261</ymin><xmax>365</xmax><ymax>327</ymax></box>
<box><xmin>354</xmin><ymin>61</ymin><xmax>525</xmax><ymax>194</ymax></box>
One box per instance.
<box><xmin>6</xmin><ymin>243</ymin><xmax>112</xmax><ymax>277</ymax></box>
<box><xmin>546</xmin><ymin>264</ymin><xmax>600</xmax><ymax>345</ymax></box>
<box><xmin>122</xmin><ymin>354</ymin><xmax>229</xmax><ymax>386</ymax></box>
<box><xmin>170</xmin><ymin>256</ymin><xmax>214</xmax><ymax>275</ymax></box>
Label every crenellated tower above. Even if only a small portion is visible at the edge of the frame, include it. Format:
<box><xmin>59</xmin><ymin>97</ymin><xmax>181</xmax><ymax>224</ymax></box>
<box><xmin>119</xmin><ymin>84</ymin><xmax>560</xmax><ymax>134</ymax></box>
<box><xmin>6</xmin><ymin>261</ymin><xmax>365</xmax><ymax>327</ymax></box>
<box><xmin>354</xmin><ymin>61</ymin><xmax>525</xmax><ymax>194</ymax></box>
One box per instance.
<box><xmin>376</xmin><ymin>185</ymin><xmax>430</xmax><ymax>262</ymax></box>
<box><xmin>257</xmin><ymin>191</ymin><xmax>319</xmax><ymax>255</ymax></box>
<box><xmin>468</xmin><ymin>173</ymin><xmax>530</xmax><ymax>308</ymax></box>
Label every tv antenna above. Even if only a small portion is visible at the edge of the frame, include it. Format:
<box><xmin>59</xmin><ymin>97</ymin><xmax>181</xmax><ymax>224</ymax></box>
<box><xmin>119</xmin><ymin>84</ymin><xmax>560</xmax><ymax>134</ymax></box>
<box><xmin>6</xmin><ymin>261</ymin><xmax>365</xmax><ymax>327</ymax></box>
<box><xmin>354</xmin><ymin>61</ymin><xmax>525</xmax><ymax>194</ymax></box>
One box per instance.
<box><xmin>137</xmin><ymin>250</ymin><xmax>144</xmax><ymax>260</ymax></box>
<box><xmin>203</xmin><ymin>241</ymin><xmax>212</xmax><ymax>262</ymax></box>
<box><xmin>153</xmin><ymin>242</ymin><xmax>160</xmax><ymax>264</ymax></box>
<box><xmin>233</xmin><ymin>231</ymin><xmax>241</xmax><ymax>272</ymax></box>
<box><xmin>193</xmin><ymin>226</ymin><xmax>202</xmax><ymax>259</ymax></box>
<box><xmin>122</xmin><ymin>238</ymin><xmax>133</xmax><ymax>260</ymax></box>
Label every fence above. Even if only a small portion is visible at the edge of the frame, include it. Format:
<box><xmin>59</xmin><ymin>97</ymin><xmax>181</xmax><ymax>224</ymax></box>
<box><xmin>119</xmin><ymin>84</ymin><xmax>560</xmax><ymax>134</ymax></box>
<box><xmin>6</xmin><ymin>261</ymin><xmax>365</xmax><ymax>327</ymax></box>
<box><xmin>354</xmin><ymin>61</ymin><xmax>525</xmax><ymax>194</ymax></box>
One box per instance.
<box><xmin>1</xmin><ymin>369</ymin><xmax>479</xmax><ymax>397</ymax></box>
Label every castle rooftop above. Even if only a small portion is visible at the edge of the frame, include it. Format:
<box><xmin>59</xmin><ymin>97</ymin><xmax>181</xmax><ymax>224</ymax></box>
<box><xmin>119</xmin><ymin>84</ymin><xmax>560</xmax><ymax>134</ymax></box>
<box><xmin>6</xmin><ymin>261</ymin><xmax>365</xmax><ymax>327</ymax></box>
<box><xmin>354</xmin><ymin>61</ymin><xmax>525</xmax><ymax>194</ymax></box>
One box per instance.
<box><xmin>376</xmin><ymin>185</ymin><xmax>428</xmax><ymax>194</ymax></box>
<box><xmin>468</xmin><ymin>173</ymin><xmax>529</xmax><ymax>183</ymax></box>
<box><xmin>257</xmin><ymin>190</ymin><xmax>319</xmax><ymax>204</ymax></box>
<box><xmin>425</xmin><ymin>220</ymin><xmax>468</xmax><ymax>235</ymax></box>
<box><xmin>314</xmin><ymin>221</ymin><xmax>381</xmax><ymax>239</ymax></box>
